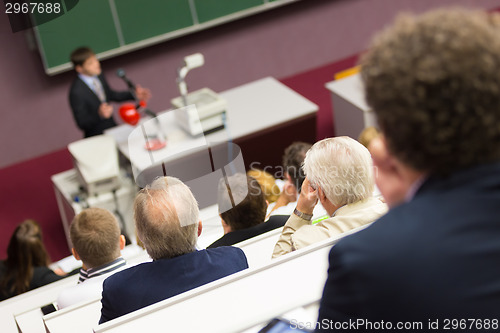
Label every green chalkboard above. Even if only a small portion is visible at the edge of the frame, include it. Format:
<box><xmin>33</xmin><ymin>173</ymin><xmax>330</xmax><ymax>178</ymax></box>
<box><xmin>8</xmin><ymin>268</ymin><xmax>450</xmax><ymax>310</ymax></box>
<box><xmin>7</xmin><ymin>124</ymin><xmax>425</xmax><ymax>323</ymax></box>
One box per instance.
<box><xmin>33</xmin><ymin>0</ymin><xmax>298</xmax><ymax>74</ymax></box>
<box><xmin>34</xmin><ymin>0</ymin><xmax>120</xmax><ymax>71</ymax></box>
<box><xmin>114</xmin><ymin>0</ymin><xmax>194</xmax><ymax>45</ymax></box>
<box><xmin>194</xmin><ymin>0</ymin><xmax>264</xmax><ymax>24</ymax></box>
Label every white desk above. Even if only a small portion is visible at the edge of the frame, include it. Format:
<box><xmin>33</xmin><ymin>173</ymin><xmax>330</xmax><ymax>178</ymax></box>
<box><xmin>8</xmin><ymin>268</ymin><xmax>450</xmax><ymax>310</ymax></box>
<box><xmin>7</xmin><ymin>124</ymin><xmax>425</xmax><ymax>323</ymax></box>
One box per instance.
<box><xmin>41</xmin><ymin>246</ymin><xmax>152</xmax><ymax>333</ymax></box>
<box><xmin>92</xmin><ymin>224</ymin><xmax>371</xmax><ymax>333</ymax></box>
<box><xmin>51</xmin><ymin>169</ymin><xmax>138</xmax><ymax>250</ymax></box>
<box><xmin>325</xmin><ymin>73</ymin><xmax>376</xmax><ymax>139</ymax></box>
<box><xmin>93</xmin><ymin>237</ymin><xmax>331</xmax><ymax>333</ymax></box>
<box><xmin>12</xmin><ymin>245</ymin><xmax>149</xmax><ymax>333</ymax></box>
<box><xmin>39</xmin><ymin>209</ymin><xmax>284</xmax><ymax>333</ymax></box>
<box><xmin>107</xmin><ymin>76</ymin><xmax>318</xmax><ymax>165</ymax></box>
<box><xmin>0</xmin><ymin>276</ymin><xmax>79</xmax><ymax>333</ymax></box>
<box><xmin>234</xmin><ymin>227</ymin><xmax>283</xmax><ymax>268</ymax></box>
<box><xmin>43</xmin><ymin>298</ymin><xmax>103</xmax><ymax>333</ymax></box>
<box><xmin>40</xmin><ymin>218</ymin><xmax>280</xmax><ymax>333</ymax></box>
<box><xmin>105</xmin><ymin>76</ymin><xmax>317</xmax><ymax>209</ymax></box>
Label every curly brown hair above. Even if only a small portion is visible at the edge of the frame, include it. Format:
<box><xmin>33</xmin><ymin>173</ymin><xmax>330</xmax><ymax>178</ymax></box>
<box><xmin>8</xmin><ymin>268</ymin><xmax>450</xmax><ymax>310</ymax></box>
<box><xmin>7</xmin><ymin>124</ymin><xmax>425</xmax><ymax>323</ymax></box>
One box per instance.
<box><xmin>361</xmin><ymin>8</ymin><xmax>500</xmax><ymax>175</ymax></box>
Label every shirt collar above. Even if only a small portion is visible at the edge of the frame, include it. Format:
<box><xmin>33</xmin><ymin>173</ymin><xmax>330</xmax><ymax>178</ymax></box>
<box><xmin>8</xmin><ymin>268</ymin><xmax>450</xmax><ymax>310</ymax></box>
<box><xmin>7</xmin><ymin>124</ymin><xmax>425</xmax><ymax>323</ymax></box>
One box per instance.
<box><xmin>331</xmin><ymin>204</ymin><xmax>346</xmax><ymax>217</ymax></box>
<box><xmin>77</xmin><ymin>257</ymin><xmax>126</xmax><ymax>284</ymax></box>
<box><xmin>404</xmin><ymin>175</ymin><xmax>428</xmax><ymax>203</ymax></box>
<box><xmin>78</xmin><ymin>73</ymin><xmax>98</xmax><ymax>89</ymax></box>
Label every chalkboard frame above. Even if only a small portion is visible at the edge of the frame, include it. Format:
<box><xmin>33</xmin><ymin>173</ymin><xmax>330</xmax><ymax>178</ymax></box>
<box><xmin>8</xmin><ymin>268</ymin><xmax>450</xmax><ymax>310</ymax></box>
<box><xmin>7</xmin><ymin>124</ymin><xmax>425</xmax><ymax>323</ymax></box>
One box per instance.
<box><xmin>33</xmin><ymin>0</ymin><xmax>300</xmax><ymax>75</ymax></box>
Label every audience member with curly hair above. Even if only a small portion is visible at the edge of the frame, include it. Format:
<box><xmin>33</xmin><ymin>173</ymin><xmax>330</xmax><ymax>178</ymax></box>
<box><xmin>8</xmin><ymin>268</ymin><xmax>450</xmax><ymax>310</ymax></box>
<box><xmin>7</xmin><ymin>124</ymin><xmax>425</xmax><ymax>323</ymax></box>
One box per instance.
<box><xmin>317</xmin><ymin>8</ymin><xmax>500</xmax><ymax>328</ymax></box>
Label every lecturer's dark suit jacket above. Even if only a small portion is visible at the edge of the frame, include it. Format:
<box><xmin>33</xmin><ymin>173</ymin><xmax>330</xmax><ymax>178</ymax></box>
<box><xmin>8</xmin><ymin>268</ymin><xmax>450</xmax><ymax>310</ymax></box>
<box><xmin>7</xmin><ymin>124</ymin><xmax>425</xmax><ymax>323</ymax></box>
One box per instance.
<box><xmin>99</xmin><ymin>247</ymin><xmax>248</xmax><ymax>323</ymax></box>
<box><xmin>317</xmin><ymin>162</ymin><xmax>500</xmax><ymax>332</ymax></box>
<box><xmin>207</xmin><ymin>215</ymin><xmax>289</xmax><ymax>249</ymax></box>
<box><xmin>69</xmin><ymin>74</ymin><xmax>133</xmax><ymax>137</ymax></box>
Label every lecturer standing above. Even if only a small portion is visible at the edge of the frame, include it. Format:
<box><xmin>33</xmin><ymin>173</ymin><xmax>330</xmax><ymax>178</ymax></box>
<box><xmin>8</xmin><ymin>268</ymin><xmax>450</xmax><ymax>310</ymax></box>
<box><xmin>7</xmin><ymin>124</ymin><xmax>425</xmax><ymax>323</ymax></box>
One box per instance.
<box><xmin>68</xmin><ymin>47</ymin><xmax>151</xmax><ymax>137</ymax></box>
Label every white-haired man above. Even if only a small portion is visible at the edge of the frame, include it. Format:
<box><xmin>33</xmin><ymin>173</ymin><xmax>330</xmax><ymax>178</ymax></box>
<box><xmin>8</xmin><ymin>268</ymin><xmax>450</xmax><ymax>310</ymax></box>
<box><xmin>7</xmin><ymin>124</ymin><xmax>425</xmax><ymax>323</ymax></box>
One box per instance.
<box><xmin>272</xmin><ymin>136</ymin><xmax>387</xmax><ymax>258</ymax></box>
<box><xmin>99</xmin><ymin>176</ymin><xmax>248</xmax><ymax>323</ymax></box>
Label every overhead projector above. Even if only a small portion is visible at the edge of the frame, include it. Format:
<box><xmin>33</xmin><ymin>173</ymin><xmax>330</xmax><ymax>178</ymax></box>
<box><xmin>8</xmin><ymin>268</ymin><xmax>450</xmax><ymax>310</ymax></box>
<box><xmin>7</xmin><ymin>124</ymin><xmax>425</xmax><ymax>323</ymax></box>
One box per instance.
<box><xmin>171</xmin><ymin>53</ymin><xmax>227</xmax><ymax>136</ymax></box>
<box><xmin>67</xmin><ymin>135</ymin><xmax>121</xmax><ymax>196</ymax></box>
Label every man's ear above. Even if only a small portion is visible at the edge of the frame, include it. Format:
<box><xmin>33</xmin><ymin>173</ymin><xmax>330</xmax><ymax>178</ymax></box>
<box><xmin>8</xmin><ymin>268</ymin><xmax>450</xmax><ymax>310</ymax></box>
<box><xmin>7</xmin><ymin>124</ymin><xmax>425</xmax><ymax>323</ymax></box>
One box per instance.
<box><xmin>119</xmin><ymin>235</ymin><xmax>126</xmax><ymax>250</ymax></box>
<box><xmin>369</xmin><ymin>135</ymin><xmax>394</xmax><ymax>173</ymax></box>
<box><xmin>369</xmin><ymin>135</ymin><xmax>414</xmax><ymax>208</ymax></box>
<box><xmin>198</xmin><ymin>220</ymin><xmax>203</xmax><ymax>237</ymax></box>
<box><xmin>71</xmin><ymin>248</ymin><xmax>81</xmax><ymax>261</ymax></box>
<box><xmin>75</xmin><ymin>65</ymin><xmax>83</xmax><ymax>74</ymax></box>
<box><xmin>317</xmin><ymin>186</ymin><xmax>327</xmax><ymax>203</ymax></box>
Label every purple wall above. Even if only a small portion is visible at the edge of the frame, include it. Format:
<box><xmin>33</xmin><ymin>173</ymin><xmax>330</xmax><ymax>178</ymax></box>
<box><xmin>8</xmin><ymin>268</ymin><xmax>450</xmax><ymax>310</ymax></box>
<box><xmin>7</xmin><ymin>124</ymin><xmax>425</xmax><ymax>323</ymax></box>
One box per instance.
<box><xmin>1</xmin><ymin>0</ymin><xmax>498</xmax><ymax>169</ymax></box>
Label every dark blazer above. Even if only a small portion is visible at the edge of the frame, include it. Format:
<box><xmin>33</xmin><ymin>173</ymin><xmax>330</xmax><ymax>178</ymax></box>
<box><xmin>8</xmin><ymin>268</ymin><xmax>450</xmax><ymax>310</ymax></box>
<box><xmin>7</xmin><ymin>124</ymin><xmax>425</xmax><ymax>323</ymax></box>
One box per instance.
<box><xmin>69</xmin><ymin>74</ymin><xmax>133</xmax><ymax>137</ymax></box>
<box><xmin>316</xmin><ymin>162</ymin><xmax>500</xmax><ymax>331</ymax></box>
<box><xmin>99</xmin><ymin>247</ymin><xmax>248</xmax><ymax>323</ymax></box>
<box><xmin>207</xmin><ymin>215</ymin><xmax>289</xmax><ymax>249</ymax></box>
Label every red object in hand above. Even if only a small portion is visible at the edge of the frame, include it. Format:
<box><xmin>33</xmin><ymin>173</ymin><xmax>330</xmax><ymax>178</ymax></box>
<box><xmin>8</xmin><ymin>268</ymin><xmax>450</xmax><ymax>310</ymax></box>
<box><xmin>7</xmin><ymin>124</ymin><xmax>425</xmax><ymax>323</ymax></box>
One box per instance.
<box><xmin>119</xmin><ymin>103</ymin><xmax>140</xmax><ymax>125</ymax></box>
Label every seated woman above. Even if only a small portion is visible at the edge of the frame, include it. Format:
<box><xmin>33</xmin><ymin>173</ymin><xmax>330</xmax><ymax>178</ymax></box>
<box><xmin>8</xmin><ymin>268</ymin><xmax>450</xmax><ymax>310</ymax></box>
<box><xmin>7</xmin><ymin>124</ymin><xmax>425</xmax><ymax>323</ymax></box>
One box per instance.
<box><xmin>0</xmin><ymin>219</ymin><xmax>67</xmax><ymax>301</ymax></box>
<box><xmin>357</xmin><ymin>126</ymin><xmax>381</xmax><ymax>148</ymax></box>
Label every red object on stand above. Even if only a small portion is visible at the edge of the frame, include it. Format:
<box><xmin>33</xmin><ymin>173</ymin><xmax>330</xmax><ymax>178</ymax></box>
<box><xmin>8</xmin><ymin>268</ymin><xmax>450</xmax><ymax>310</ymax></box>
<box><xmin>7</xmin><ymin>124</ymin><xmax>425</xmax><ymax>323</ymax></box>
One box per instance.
<box><xmin>119</xmin><ymin>101</ymin><xmax>167</xmax><ymax>151</ymax></box>
<box><xmin>119</xmin><ymin>103</ymin><xmax>140</xmax><ymax>125</ymax></box>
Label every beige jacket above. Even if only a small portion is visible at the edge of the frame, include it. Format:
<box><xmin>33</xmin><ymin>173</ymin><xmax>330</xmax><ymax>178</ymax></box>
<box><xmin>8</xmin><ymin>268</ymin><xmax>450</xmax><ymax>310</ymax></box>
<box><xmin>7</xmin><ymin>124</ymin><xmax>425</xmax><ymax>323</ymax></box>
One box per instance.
<box><xmin>272</xmin><ymin>197</ymin><xmax>388</xmax><ymax>258</ymax></box>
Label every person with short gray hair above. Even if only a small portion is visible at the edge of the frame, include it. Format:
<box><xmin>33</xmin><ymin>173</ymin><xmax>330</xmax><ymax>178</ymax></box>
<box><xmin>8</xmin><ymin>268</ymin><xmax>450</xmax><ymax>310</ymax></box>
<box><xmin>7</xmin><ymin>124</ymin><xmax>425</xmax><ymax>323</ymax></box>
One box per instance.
<box><xmin>272</xmin><ymin>137</ymin><xmax>387</xmax><ymax>258</ymax></box>
<box><xmin>99</xmin><ymin>176</ymin><xmax>248</xmax><ymax>323</ymax></box>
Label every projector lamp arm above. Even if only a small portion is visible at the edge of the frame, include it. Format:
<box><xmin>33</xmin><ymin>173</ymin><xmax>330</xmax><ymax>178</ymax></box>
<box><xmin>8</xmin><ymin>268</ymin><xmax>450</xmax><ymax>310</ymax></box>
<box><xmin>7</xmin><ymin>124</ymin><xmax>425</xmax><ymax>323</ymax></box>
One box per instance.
<box><xmin>176</xmin><ymin>53</ymin><xmax>205</xmax><ymax>107</ymax></box>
